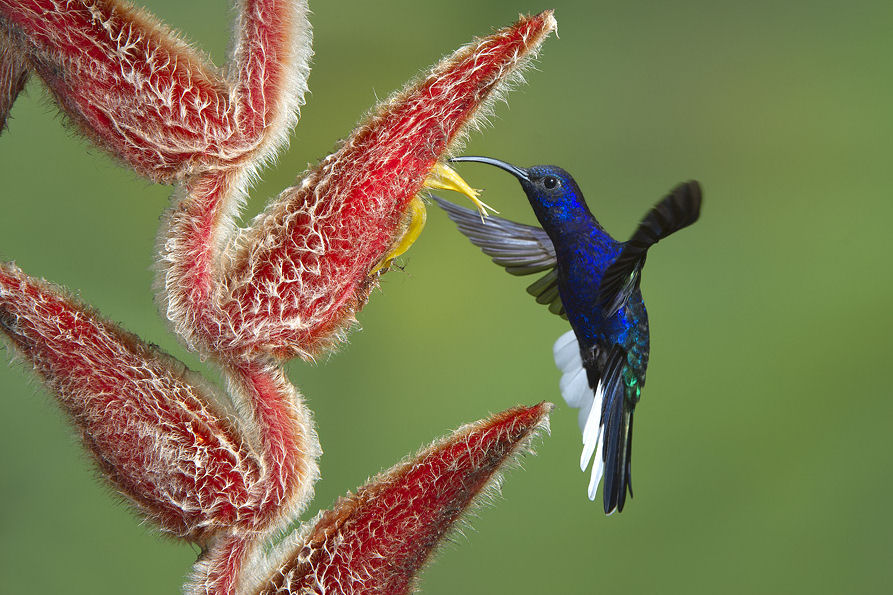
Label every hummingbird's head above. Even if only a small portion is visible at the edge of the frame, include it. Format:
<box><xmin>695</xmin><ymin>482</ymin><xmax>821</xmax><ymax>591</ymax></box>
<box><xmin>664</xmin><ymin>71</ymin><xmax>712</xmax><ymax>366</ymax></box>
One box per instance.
<box><xmin>450</xmin><ymin>157</ymin><xmax>591</xmax><ymax>231</ymax></box>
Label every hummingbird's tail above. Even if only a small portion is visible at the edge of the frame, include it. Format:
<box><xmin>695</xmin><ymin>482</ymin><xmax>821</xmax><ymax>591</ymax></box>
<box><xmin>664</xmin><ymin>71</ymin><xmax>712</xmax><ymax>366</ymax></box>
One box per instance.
<box><xmin>599</xmin><ymin>345</ymin><xmax>635</xmax><ymax>514</ymax></box>
<box><xmin>598</xmin><ymin>180</ymin><xmax>702</xmax><ymax>317</ymax></box>
<box><xmin>574</xmin><ymin>344</ymin><xmax>635</xmax><ymax>514</ymax></box>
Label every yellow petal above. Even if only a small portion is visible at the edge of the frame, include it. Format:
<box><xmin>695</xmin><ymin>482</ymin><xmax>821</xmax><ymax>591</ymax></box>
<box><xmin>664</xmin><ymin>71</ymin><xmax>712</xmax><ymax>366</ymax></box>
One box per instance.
<box><xmin>424</xmin><ymin>163</ymin><xmax>497</xmax><ymax>220</ymax></box>
<box><xmin>370</xmin><ymin>195</ymin><xmax>428</xmax><ymax>274</ymax></box>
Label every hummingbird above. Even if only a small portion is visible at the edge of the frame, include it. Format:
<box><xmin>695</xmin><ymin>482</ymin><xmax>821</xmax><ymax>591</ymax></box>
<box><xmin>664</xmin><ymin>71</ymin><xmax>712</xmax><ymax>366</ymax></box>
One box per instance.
<box><xmin>434</xmin><ymin>156</ymin><xmax>701</xmax><ymax>513</ymax></box>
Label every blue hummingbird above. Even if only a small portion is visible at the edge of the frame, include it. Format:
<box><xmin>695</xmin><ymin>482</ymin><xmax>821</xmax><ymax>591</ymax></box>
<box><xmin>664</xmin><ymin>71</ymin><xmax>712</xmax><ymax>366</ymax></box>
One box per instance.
<box><xmin>434</xmin><ymin>156</ymin><xmax>701</xmax><ymax>513</ymax></box>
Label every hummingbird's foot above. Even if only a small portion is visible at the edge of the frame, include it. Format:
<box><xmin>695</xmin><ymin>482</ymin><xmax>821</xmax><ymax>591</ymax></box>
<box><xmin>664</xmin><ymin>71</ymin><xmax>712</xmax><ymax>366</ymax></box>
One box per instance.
<box><xmin>423</xmin><ymin>163</ymin><xmax>498</xmax><ymax>221</ymax></box>
<box><xmin>370</xmin><ymin>195</ymin><xmax>428</xmax><ymax>274</ymax></box>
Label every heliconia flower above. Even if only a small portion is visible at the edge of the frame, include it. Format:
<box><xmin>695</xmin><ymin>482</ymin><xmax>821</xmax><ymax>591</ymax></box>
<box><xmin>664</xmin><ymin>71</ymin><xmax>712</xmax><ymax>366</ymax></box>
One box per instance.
<box><xmin>246</xmin><ymin>403</ymin><xmax>553</xmax><ymax>595</ymax></box>
<box><xmin>0</xmin><ymin>3</ymin><xmax>560</xmax><ymax>593</ymax></box>
<box><xmin>0</xmin><ymin>262</ymin><xmax>320</xmax><ymax>545</ymax></box>
<box><xmin>159</xmin><ymin>11</ymin><xmax>557</xmax><ymax>360</ymax></box>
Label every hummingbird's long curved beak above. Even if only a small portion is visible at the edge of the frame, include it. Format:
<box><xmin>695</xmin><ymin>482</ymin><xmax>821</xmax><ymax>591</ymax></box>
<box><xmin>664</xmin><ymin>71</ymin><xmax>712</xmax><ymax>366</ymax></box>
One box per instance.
<box><xmin>450</xmin><ymin>156</ymin><xmax>530</xmax><ymax>182</ymax></box>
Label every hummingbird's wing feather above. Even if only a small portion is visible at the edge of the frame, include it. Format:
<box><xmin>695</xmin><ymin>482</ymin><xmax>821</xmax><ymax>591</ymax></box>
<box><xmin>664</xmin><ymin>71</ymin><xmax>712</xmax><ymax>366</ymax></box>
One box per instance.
<box><xmin>525</xmin><ymin>270</ymin><xmax>566</xmax><ymax>317</ymax></box>
<box><xmin>433</xmin><ymin>196</ymin><xmax>565</xmax><ymax>318</ymax></box>
<box><xmin>554</xmin><ymin>331</ymin><xmax>633</xmax><ymax>512</ymax></box>
<box><xmin>599</xmin><ymin>180</ymin><xmax>702</xmax><ymax>318</ymax></box>
<box><xmin>432</xmin><ymin>195</ymin><xmax>556</xmax><ymax>272</ymax></box>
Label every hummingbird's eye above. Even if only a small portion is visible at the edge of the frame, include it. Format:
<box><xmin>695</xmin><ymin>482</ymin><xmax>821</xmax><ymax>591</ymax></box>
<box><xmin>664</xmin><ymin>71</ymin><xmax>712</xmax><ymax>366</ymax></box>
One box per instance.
<box><xmin>543</xmin><ymin>176</ymin><xmax>559</xmax><ymax>189</ymax></box>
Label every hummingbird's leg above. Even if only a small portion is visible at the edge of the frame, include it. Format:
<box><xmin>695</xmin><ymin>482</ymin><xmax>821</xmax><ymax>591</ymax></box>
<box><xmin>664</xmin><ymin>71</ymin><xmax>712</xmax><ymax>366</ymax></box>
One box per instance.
<box><xmin>424</xmin><ymin>163</ymin><xmax>498</xmax><ymax>220</ymax></box>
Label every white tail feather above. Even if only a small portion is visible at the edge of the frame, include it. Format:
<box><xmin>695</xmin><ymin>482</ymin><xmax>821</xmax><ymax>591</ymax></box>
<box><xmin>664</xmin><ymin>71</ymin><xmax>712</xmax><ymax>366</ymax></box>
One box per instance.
<box><xmin>587</xmin><ymin>435</ymin><xmax>606</xmax><ymax>501</ymax></box>
<box><xmin>553</xmin><ymin>330</ymin><xmax>580</xmax><ymax>372</ymax></box>
<box><xmin>552</xmin><ymin>329</ymin><xmax>608</xmax><ymax>501</ymax></box>
<box><xmin>559</xmin><ymin>367</ymin><xmax>589</xmax><ymax>408</ymax></box>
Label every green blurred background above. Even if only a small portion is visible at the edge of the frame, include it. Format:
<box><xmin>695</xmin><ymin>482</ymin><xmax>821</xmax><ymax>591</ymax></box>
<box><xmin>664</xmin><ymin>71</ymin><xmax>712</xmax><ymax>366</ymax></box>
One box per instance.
<box><xmin>2</xmin><ymin>0</ymin><xmax>891</xmax><ymax>593</ymax></box>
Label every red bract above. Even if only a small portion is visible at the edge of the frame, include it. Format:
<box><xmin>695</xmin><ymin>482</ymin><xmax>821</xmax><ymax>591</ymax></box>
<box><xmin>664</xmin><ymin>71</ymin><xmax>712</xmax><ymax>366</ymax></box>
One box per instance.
<box><xmin>0</xmin><ymin>263</ymin><xmax>264</xmax><ymax>543</ymax></box>
<box><xmin>254</xmin><ymin>404</ymin><xmax>552</xmax><ymax>595</ymax></box>
<box><xmin>0</xmin><ymin>0</ymin><xmax>311</xmax><ymax>180</ymax></box>
<box><xmin>0</xmin><ymin>2</ymin><xmax>557</xmax><ymax>593</ymax></box>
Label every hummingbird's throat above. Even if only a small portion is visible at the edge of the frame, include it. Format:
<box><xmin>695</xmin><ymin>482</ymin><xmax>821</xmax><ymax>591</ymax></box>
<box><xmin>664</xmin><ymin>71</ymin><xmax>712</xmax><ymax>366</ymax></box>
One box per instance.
<box><xmin>370</xmin><ymin>163</ymin><xmax>494</xmax><ymax>274</ymax></box>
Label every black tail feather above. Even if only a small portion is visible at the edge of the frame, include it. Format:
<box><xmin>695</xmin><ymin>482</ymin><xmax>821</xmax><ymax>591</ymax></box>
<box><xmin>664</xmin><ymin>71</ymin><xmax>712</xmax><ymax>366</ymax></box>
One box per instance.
<box><xmin>602</xmin><ymin>395</ymin><xmax>634</xmax><ymax>514</ymax></box>
<box><xmin>602</xmin><ymin>385</ymin><xmax>623</xmax><ymax>514</ymax></box>
<box><xmin>625</xmin><ymin>411</ymin><xmax>635</xmax><ymax>500</ymax></box>
<box><xmin>598</xmin><ymin>346</ymin><xmax>634</xmax><ymax>514</ymax></box>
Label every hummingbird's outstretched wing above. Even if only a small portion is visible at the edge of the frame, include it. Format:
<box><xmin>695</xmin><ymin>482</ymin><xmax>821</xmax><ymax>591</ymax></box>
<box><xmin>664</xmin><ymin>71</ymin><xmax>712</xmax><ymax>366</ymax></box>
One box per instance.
<box><xmin>598</xmin><ymin>180</ymin><xmax>702</xmax><ymax>318</ymax></box>
<box><xmin>554</xmin><ymin>331</ymin><xmax>633</xmax><ymax>513</ymax></box>
<box><xmin>433</xmin><ymin>196</ymin><xmax>566</xmax><ymax>318</ymax></box>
